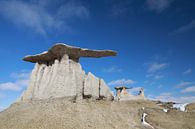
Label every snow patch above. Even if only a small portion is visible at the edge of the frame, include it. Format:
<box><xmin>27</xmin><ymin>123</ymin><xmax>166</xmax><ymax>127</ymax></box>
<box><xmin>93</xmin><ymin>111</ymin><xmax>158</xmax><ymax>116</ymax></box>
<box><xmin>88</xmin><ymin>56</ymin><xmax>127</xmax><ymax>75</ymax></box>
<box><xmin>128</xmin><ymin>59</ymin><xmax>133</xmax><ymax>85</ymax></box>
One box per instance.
<box><xmin>141</xmin><ymin>113</ymin><xmax>154</xmax><ymax>129</ymax></box>
<box><xmin>173</xmin><ymin>103</ymin><xmax>188</xmax><ymax>112</ymax></box>
<box><xmin>163</xmin><ymin>109</ymin><xmax>168</xmax><ymax>112</ymax></box>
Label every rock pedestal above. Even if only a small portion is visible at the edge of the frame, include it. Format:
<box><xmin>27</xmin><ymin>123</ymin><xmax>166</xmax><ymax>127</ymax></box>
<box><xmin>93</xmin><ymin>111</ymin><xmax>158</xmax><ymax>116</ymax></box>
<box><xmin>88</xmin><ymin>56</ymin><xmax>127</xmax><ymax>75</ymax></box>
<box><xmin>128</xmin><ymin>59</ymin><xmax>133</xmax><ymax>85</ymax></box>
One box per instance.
<box><xmin>19</xmin><ymin>43</ymin><xmax>116</xmax><ymax>102</ymax></box>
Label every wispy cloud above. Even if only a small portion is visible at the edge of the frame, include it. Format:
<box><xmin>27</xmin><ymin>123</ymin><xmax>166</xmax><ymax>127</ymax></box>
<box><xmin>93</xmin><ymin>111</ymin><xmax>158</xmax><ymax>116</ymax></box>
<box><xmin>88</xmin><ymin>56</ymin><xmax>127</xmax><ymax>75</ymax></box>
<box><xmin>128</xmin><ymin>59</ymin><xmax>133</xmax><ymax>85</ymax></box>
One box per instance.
<box><xmin>0</xmin><ymin>70</ymin><xmax>30</xmax><ymax>91</ymax></box>
<box><xmin>108</xmin><ymin>78</ymin><xmax>135</xmax><ymax>86</ymax></box>
<box><xmin>146</xmin><ymin>0</ymin><xmax>174</xmax><ymax>12</ymax></box>
<box><xmin>0</xmin><ymin>93</ymin><xmax>6</xmax><ymax>99</ymax></box>
<box><xmin>183</xmin><ymin>68</ymin><xmax>192</xmax><ymax>75</ymax></box>
<box><xmin>103</xmin><ymin>66</ymin><xmax>122</xmax><ymax>73</ymax></box>
<box><xmin>0</xmin><ymin>0</ymin><xmax>89</xmax><ymax>36</ymax></box>
<box><xmin>153</xmin><ymin>75</ymin><xmax>164</xmax><ymax>80</ymax></box>
<box><xmin>144</xmin><ymin>56</ymin><xmax>169</xmax><ymax>86</ymax></box>
<box><xmin>160</xmin><ymin>92</ymin><xmax>172</xmax><ymax>96</ymax></box>
<box><xmin>172</xmin><ymin>20</ymin><xmax>195</xmax><ymax>35</ymax></box>
<box><xmin>148</xmin><ymin>92</ymin><xmax>195</xmax><ymax>103</ymax></box>
<box><xmin>157</xmin><ymin>85</ymin><xmax>163</xmax><ymax>89</ymax></box>
<box><xmin>127</xmin><ymin>87</ymin><xmax>143</xmax><ymax>95</ymax></box>
<box><xmin>110</xmin><ymin>0</ymin><xmax>132</xmax><ymax>17</ymax></box>
<box><xmin>0</xmin><ymin>80</ymin><xmax>28</xmax><ymax>91</ymax></box>
<box><xmin>175</xmin><ymin>81</ymin><xmax>194</xmax><ymax>88</ymax></box>
<box><xmin>0</xmin><ymin>106</ymin><xmax>6</xmax><ymax>112</ymax></box>
<box><xmin>181</xmin><ymin>86</ymin><xmax>195</xmax><ymax>93</ymax></box>
<box><xmin>10</xmin><ymin>70</ymin><xmax>30</xmax><ymax>79</ymax></box>
<box><xmin>146</xmin><ymin>74</ymin><xmax>164</xmax><ymax>80</ymax></box>
<box><xmin>144</xmin><ymin>80</ymin><xmax>155</xmax><ymax>86</ymax></box>
<box><xmin>147</xmin><ymin>62</ymin><xmax>169</xmax><ymax>73</ymax></box>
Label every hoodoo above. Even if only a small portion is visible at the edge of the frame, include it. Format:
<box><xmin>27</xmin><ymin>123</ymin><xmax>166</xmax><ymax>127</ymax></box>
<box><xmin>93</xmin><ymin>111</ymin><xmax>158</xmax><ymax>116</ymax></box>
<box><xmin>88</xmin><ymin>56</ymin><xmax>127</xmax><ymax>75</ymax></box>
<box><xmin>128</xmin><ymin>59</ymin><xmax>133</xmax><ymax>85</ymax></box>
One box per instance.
<box><xmin>18</xmin><ymin>43</ymin><xmax>117</xmax><ymax>102</ymax></box>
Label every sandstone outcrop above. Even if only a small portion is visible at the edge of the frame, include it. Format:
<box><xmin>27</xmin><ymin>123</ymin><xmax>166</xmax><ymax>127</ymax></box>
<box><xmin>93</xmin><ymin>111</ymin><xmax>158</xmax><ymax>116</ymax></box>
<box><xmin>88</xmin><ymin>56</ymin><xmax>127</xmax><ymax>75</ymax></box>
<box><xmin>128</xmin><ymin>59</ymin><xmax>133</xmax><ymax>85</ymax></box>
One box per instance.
<box><xmin>19</xmin><ymin>43</ymin><xmax>116</xmax><ymax>102</ymax></box>
<box><xmin>114</xmin><ymin>87</ymin><xmax>146</xmax><ymax>101</ymax></box>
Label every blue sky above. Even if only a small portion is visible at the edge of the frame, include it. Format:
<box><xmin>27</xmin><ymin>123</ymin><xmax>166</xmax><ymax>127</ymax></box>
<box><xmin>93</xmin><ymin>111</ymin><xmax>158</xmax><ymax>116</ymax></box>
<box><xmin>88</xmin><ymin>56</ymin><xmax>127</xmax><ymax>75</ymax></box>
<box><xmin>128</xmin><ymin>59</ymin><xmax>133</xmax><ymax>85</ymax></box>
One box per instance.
<box><xmin>0</xmin><ymin>0</ymin><xmax>195</xmax><ymax>110</ymax></box>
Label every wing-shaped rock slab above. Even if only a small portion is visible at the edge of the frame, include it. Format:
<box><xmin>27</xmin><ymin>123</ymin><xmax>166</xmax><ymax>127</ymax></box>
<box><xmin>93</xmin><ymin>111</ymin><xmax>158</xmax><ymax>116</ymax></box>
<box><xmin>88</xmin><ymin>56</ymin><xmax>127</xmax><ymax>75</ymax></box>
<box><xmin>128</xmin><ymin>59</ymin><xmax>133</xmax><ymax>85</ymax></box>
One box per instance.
<box><xmin>23</xmin><ymin>43</ymin><xmax>117</xmax><ymax>63</ymax></box>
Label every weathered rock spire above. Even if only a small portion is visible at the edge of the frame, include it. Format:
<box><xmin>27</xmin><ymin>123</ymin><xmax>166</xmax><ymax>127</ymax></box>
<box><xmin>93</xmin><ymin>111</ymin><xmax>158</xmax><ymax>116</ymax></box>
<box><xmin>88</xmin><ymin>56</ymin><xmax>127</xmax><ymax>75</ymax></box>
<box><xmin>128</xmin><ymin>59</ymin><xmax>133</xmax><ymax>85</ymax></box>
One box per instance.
<box><xmin>19</xmin><ymin>43</ymin><xmax>116</xmax><ymax>102</ymax></box>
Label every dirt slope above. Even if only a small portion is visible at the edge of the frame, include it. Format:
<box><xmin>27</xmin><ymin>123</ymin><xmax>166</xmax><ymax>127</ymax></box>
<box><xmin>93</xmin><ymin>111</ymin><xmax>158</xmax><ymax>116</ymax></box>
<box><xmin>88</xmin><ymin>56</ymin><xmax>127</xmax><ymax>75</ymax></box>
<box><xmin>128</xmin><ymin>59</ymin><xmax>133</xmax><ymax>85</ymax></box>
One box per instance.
<box><xmin>0</xmin><ymin>98</ymin><xmax>194</xmax><ymax>129</ymax></box>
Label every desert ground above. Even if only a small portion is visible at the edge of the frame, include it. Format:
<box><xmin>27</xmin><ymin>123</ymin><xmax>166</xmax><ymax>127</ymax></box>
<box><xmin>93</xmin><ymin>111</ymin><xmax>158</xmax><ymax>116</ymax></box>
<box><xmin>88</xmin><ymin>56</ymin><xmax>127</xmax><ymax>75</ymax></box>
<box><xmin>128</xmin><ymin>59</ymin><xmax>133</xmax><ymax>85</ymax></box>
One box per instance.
<box><xmin>0</xmin><ymin>98</ymin><xmax>194</xmax><ymax>129</ymax></box>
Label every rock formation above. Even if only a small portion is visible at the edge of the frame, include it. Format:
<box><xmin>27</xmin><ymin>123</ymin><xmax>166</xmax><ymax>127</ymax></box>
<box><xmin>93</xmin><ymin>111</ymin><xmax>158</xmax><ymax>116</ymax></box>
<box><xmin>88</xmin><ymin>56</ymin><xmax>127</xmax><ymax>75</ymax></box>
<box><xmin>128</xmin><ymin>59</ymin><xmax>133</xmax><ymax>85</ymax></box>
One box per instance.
<box><xmin>18</xmin><ymin>43</ymin><xmax>116</xmax><ymax>102</ymax></box>
<box><xmin>114</xmin><ymin>87</ymin><xmax>145</xmax><ymax>101</ymax></box>
<box><xmin>23</xmin><ymin>43</ymin><xmax>117</xmax><ymax>63</ymax></box>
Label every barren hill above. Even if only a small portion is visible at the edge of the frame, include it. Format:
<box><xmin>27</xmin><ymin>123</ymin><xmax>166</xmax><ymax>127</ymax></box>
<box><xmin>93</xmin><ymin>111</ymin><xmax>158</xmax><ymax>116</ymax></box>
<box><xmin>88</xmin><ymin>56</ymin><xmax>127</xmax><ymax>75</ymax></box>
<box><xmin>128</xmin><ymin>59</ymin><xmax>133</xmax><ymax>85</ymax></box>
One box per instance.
<box><xmin>0</xmin><ymin>98</ymin><xmax>195</xmax><ymax>129</ymax></box>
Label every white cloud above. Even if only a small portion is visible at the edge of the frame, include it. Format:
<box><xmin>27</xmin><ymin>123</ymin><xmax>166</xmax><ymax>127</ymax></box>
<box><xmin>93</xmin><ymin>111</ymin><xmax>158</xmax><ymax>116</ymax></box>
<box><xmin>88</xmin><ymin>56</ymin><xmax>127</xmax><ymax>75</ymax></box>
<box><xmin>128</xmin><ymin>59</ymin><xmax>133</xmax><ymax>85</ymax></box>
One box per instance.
<box><xmin>148</xmin><ymin>93</ymin><xmax>195</xmax><ymax>103</ymax></box>
<box><xmin>0</xmin><ymin>82</ymin><xmax>21</xmax><ymax>91</ymax></box>
<box><xmin>160</xmin><ymin>92</ymin><xmax>172</xmax><ymax>96</ymax></box>
<box><xmin>144</xmin><ymin>80</ymin><xmax>155</xmax><ymax>86</ymax></box>
<box><xmin>0</xmin><ymin>70</ymin><xmax>30</xmax><ymax>91</ymax></box>
<box><xmin>110</xmin><ymin>0</ymin><xmax>132</xmax><ymax>17</ymax></box>
<box><xmin>146</xmin><ymin>74</ymin><xmax>153</xmax><ymax>78</ymax></box>
<box><xmin>181</xmin><ymin>86</ymin><xmax>195</xmax><ymax>93</ymax></box>
<box><xmin>174</xmin><ymin>96</ymin><xmax>195</xmax><ymax>103</ymax></box>
<box><xmin>10</xmin><ymin>70</ymin><xmax>30</xmax><ymax>79</ymax></box>
<box><xmin>103</xmin><ymin>66</ymin><xmax>122</xmax><ymax>73</ymax></box>
<box><xmin>153</xmin><ymin>75</ymin><xmax>164</xmax><ymax>80</ymax></box>
<box><xmin>146</xmin><ymin>74</ymin><xmax>164</xmax><ymax>81</ymax></box>
<box><xmin>146</xmin><ymin>0</ymin><xmax>173</xmax><ymax>12</ymax></box>
<box><xmin>108</xmin><ymin>78</ymin><xmax>135</xmax><ymax>86</ymax></box>
<box><xmin>0</xmin><ymin>0</ymin><xmax>89</xmax><ymax>36</ymax></box>
<box><xmin>57</xmin><ymin>2</ymin><xmax>89</xmax><ymax>20</ymax></box>
<box><xmin>145</xmin><ymin>56</ymin><xmax>169</xmax><ymax>84</ymax></box>
<box><xmin>172</xmin><ymin>20</ymin><xmax>195</xmax><ymax>34</ymax></box>
<box><xmin>157</xmin><ymin>85</ymin><xmax>163</xmax><ymax>89</ymax></box>
<box><xmin>0</xmin><ymin>106</ymin><xmax>6</xmax><ymax>112</ymax></box>
<box><xmin>175</xmin><ymin>81</ymin><xmax>194</xmax><ymax>88</ymax></box>
<box><xmin>0</xmin><ymin>93</ymin><xmax>6</xmax><ymax>99</ymax></box>
<box><xmin>0</xmin><ymin>79</ymin><xmax>28</xmax><ymax>91</ymax></box>
<box><xmin>148</xmin><ymin>62</ymin><xmax>169</xmax><ymax>73</ymax></box>
<box><xmin>183</xmin><ymin>68</ymin><xmax>192</xmax><ymax>75</ymax></box>
<box><xmin>127</xmin><ymin>87</ymin><xmax>143</xmax><ymax>95</ymax></box>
